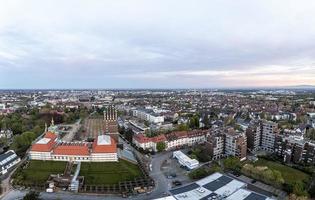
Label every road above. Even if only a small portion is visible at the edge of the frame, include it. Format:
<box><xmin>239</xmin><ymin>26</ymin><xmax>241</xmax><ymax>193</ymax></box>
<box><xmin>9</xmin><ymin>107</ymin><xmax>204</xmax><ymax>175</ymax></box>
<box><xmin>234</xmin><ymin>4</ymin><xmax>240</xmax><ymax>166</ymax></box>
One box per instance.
<box><xmin>2</xmin><ymin>137</ymin><xmax>173</xmax><ymax>200</ymax></box>
<box><xmin>60</xmin><ymin>119</ymin><xmax>81</xmax><ymax>142</ymax></box>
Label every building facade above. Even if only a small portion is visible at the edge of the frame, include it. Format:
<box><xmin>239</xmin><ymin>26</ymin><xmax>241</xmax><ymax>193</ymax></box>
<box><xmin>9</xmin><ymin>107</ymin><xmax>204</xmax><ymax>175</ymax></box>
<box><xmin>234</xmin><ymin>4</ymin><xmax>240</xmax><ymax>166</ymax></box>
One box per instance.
<box><xmin>29</xmin><ymin>132</ymin><xmax>118</xmax><ymax>162</ymax></box>
<box><xmin>274</xmin><ymin>135</ymin><xmax>315</xmax><ymax>165</ymax></box>
<box><xmin>206</xmin><ymin>127</ymin><xmax>247</xmax><ymax>161</ymax></box>
<box><xmin>132</xmin><ymin>130</ymin><xmax>209</xmax><ymax>152</ymax></box>
<box><xmin>0</xmin><ymin>150</ymin><xmax>20</xmax><ymax>175</ymax></box>
<box><xmin>246</xmin><ymin>120</ymin><xmax>279</xmax><ymax>153</ymax></box>
<box><xmin>224</xmin><ymin>128</ymin><xmax>247</xmax><ymax>161</ymax></box>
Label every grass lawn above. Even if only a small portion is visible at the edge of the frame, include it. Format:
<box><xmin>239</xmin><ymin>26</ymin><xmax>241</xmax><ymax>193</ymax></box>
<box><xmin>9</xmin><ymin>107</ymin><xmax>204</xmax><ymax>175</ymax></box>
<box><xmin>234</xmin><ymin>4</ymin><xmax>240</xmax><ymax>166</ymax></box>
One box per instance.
<box><xmin>16</xmin><ymin>160</ymin><xmax>67</xmax><ymax>185</ymax></box>
<box><xmin>253</xmin><ymin>158</ymin><xmax>310</xmax><ymax>185</ymax></box>
<box><xmin>79</xmin><ymin>159</ymin><xmax>143</xmax><ymax>185</ymax></box>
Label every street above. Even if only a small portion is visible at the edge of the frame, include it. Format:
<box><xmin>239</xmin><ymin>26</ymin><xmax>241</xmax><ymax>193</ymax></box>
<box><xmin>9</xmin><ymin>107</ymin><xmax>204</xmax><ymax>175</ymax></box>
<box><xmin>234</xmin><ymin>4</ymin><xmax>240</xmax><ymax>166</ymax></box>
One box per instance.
<box><xmin>1</xmin><ymin>139</ymin><xmax>174</xmax><ymax>200</ymax></box>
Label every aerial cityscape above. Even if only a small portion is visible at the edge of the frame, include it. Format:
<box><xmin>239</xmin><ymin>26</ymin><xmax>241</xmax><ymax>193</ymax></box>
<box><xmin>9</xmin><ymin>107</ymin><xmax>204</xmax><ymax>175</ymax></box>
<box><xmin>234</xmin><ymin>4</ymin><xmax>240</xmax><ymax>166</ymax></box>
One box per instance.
<box><xmin>1</xmin><ymin>1</ymin><xmax>315</xmax><ymax>200</ymax></box>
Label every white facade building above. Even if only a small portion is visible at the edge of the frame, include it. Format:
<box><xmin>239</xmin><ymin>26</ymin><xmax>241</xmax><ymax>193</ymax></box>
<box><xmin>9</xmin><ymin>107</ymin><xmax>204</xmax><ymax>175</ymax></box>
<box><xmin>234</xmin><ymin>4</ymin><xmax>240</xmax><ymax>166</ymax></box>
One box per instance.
<box><xmin>133</xmin><ymin>109</ymin><xmax>164</xmax><ymax>124</ymax></box>
<box><xmin>260</xmin><ymin>120</ymin><xmax>278</xmax><ymax>152</ymax></box>
<box><xmin>0</xmin><ymin>150</ymin><xmax>21</xmax><ymax>175</ymax></box>
<box><xmin>173</xmin><ymin>150</ymin><xmax>199</xmax><ymax>170</ymax></box>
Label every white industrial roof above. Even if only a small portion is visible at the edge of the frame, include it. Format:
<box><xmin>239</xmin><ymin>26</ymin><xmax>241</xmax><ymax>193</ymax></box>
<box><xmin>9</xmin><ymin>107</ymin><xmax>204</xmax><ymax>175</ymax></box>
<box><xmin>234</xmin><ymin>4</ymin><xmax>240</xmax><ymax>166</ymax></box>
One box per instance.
<box><xmin>173</xmin><ymin>151</ymin><xmax>199</xmax><ymax>165</ymax></box>
<box><xmin>36</xmin><ymin>138</ymin><xmax>51</xmax><ymax>144</ymax></box>
<box><xmin>226</xmin><ymin>189</ymin><xmax>275</xmax><ymax>200</ymax></box>
<box><xmin>97</xmin><ymin>135</ymin><xmax>111</xmax><ymax>145</ymax></box>
<box><xmin>154</xmin><ymin>196</ymin><xmax>177</xmax><ymax>200</ymax></box>
<box><xmin>168</xmin><ymin>173</ymin><xmax>274</xmax><ymax>200</ymax></box>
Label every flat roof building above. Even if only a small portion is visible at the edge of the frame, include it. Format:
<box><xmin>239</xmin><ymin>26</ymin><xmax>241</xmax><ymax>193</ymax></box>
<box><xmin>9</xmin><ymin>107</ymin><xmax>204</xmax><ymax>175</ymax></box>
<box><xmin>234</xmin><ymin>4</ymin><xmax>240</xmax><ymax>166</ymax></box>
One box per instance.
<box><xmin>167</xmin><ymin>172</ymin><xmax>275</xmax><ymax>200</ymax></box>
<box><xmin>173</xmin><ymin>150</ymin><xmax>199</xmax><ymax>170</ymax></box>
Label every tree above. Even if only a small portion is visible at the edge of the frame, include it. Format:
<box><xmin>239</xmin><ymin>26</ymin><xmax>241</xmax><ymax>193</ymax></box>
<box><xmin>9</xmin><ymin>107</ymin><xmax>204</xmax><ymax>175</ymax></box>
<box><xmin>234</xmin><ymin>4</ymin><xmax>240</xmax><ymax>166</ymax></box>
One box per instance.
<box><xmin>292</xmin><ymin>181</ymin><xmax>308</xmax><ymax>197</ymax></box>
<box><xmin>188</xmin><ymin>168</ymin><xmax>209</xmax><ymax>179</ymax></box>
<box><xmin>177</xmin><ymin>123</ymin><xmax>189</xmax><ymax>131</ymax></box>
<box><xmin>11</xmin><ymin>131</ymin><xmax>36</xmax><ymax>156</ymax></box>
<box><xmin>202</xmin><ymin>114</ymin><xmax>210</xmax><ymax>128</ymax></box>
<box><xmin>23</xmin><ymin>191</ymin><xmax>40</xmax><ymax>200</ymax></box>
<box><xmin>156</xmin><ymin>142</ymin><xmax>166</xmax><ymax>152</ymax></box>
<box><xmin>223</xmin><ymin>157</ymin><xmax>241</xmax><ymax>172</ymax></box>
<box><xmin>189</xmin><ymin>114</ymin><xmax>200</xmax><ymax>129</ymax></box>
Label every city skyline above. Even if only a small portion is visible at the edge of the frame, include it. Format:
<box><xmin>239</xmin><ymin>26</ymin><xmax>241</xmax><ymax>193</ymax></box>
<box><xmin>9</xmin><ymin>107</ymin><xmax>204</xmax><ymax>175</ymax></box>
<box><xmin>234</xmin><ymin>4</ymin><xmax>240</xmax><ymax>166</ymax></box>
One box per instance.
<box><xmin>1</xmin><ymin>0</ymin><xmax>315</xmax><ymax>89</ymax></box>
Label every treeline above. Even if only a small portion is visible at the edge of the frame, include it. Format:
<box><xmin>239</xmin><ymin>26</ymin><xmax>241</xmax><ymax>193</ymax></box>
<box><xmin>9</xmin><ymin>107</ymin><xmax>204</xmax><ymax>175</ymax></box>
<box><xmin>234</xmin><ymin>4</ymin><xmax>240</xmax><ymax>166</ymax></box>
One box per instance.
<box><xmin>0</xmin><ymin>107</ymin><xmax>89</xmax><ymax>157</ymax></box>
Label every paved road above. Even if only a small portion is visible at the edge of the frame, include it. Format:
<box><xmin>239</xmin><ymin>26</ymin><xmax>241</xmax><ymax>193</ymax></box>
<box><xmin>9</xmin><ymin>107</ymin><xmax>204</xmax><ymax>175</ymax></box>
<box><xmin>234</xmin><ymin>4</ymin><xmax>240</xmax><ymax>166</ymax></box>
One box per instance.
<box><xmin>2</xmin><ymin>146</ymin><xmax>173</xmax><ymax>200</ymax></box>
<box><xmin>61</xmin><ymin>119</ymin><xmax>81</xmax><ymax>142</ymax></box>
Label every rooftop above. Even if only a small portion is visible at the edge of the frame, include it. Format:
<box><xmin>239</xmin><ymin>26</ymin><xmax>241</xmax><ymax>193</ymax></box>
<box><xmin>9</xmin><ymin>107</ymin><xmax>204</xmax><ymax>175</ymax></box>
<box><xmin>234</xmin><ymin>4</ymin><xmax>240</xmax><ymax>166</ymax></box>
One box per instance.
<box><xmin>97</xmin><ymin>135</ymin><xmax>111</xmax><ymax>145</ymax></box>
<box><xmin>168</xmin><ymin>172</ymin><xmax>274</xmax><ymax>200</ymax></box>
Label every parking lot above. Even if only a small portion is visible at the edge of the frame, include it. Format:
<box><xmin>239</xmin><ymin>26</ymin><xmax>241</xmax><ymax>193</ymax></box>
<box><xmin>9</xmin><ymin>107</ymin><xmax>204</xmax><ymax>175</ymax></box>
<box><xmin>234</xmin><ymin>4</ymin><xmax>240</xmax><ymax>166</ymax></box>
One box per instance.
<box><xmin>160</xmin><ymin>155</ymin><xmax>192</xmax><ymax>188</ymax></box>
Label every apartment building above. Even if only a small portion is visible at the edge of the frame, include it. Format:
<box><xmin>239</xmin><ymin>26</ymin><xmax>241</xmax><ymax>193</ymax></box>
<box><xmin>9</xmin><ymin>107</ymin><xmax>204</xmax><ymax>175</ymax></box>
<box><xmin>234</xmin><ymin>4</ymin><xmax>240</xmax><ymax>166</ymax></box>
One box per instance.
<box><xmin>132</xmin><ymin>134</ymin><xmax>167</xmax><ymax>152</ymax></box>
<box><xmin>165</xmin><ymin>130</ymin><xmax>209</xmax><ymax>150</ymax></box>
<box><xmin>275</xmin><ymin>135</ymin><xmax>315</xmax><ymax>165</ymax></box>
<box><xmin>246</xmin><ymin>120</ymin><xmax>279</xmax><ymax>152</ymax></box>
<box><xmin>246</xmin><ymin>122</ymin><xmax>261</xmax><ymax>152</ymax></box>
<box><xmin>261</xmin><ymin>120</ymin><xmax>279</xmax><ymax>152</ymax></box>
<box><xmin>132</xmin><ymin>109</ymin><xmax>164</xmax><ymax>124</ymax></box>
<box><xmin>224</xmin><ymin>128</ymin><xmax>247</xmax><ymax>161</ymax></box>
<box><xmin>206</xmin><ymin>127</ymin><xmax>247</xmax><ymax>161</ymax></box>
<box><xmin>206</xmin><ymin>129</ymin><xmax>225</xmax><ymax>160</ymax></box>
<box><xmin>0</xmin><ymin>150</ymin><xmax>21</xmax><ymax>175</ymax></box>
<box><xmin>132</xmin><ymin>130</ymin><xmax>208</xmax><ymax>152</ymax></box>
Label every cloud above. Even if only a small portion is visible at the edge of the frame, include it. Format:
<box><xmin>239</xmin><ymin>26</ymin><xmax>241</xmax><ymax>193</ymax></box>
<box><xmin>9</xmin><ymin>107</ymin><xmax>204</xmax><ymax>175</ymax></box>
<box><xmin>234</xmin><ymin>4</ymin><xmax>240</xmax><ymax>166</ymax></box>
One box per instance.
<box><xmin>1</xmin><ymin>0</ymin><xmax>315</xmax><ymax>88</ymax></box>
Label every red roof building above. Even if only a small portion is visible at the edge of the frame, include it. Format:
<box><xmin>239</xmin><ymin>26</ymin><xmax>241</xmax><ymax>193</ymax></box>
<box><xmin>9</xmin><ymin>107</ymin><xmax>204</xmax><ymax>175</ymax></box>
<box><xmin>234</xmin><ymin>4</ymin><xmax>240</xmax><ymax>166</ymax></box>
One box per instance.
<box><xmin>92</xmin><ymin>135</ymin><xmax>117</xmax><ymax>153</ymax></box>
<box><xmin>53</xmin><ymin>142</ymin><xmax>89</xmax><ymax>156</ymax></box>
<box><xmin>30</xmin><ymin>132</ymin><xmax>57</xmax><ymax>152</ymax></box>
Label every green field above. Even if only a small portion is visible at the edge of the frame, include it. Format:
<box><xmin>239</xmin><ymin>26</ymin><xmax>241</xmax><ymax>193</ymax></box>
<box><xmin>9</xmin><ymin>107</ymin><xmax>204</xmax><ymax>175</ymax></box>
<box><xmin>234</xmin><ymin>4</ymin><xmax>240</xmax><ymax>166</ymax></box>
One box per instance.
<box><xmin>254</xmin><ymin>158</ymin><xmax>310</xmax><ymax>185</ymax></box>
<box><xmin>79</xmin><ymin>160</ymin><xmax>143</xmax><ymax>185</ymax></box>
<box><xmin>13</xmin><ymin>160</ymin><xmax>67</xmax><ymax>185</ymax></box>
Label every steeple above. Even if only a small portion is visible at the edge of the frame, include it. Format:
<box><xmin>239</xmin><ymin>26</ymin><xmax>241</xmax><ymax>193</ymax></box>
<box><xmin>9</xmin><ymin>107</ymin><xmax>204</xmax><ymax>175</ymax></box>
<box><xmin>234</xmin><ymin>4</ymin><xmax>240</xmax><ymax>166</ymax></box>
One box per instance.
<box><xmin>51</xmin><ymin>117</ymin><xmax>54</xmax><ymax>126</ymax></box>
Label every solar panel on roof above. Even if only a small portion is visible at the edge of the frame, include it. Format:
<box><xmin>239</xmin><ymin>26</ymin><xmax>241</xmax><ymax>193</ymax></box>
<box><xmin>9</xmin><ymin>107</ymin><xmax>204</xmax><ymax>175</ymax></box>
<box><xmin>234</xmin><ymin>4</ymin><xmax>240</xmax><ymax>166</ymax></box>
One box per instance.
<box><xmin>202</xmin><ymin>175</ymin><xmax>233</xmax><ymax>191</ymax></box>
<box><xmin>200</xmin><ymin>193</ymin><xmax>217</xmax><ymax>200</ymax></box>
<box><xmin>243</xmin><ymin>193</ymin><xmax>267</xmax><ymax>200</ymax></box>
<box><xmin>170</xmin><ymin>183</ymin><xmax>200</xmax><ymax>195</ymax></box>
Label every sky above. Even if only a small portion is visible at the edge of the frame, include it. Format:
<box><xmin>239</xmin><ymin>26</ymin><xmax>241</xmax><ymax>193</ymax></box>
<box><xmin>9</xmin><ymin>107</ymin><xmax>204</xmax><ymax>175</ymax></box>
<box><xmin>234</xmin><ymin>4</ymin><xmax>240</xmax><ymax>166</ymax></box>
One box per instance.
<box><xmin>1</xmin><ymin>0</ymin><xmax>315</xmax><ymax>89</ymax></box>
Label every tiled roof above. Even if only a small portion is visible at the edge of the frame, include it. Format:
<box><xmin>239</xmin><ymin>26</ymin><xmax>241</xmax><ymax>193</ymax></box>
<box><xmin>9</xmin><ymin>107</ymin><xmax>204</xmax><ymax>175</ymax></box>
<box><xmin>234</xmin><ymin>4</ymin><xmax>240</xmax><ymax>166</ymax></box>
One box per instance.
<box><xmin>30</xmin><ymin>132</ymin><xmax>57</xmax><ymax>152</ymax></box>
<box><xmin>165</xmin><ymin>131</ymin><xmax>188</xmax><ymax>141</ymax></box>
<box><xmin>133</xmin><ymin>134</ymin><xmax>166</xmax><ymax>144</ymax></box>
<box><xmin>53</xmin><ymin>143</ymin><xmax>89</xmax><ymax>156</ymax></box>
<box><xmin>152</xmin><ymin>134</ymin><xmax>167</xmax><ymax>143</ymax></box>
<box><xmin>44</xmin><ymin>132</ymin><xmax>57</xmax><ymax>140</ymax></box>
<box><xmin>92</xmin><ymin>136</ymin><xmax>117</xmax><ymax>153</ymax></box>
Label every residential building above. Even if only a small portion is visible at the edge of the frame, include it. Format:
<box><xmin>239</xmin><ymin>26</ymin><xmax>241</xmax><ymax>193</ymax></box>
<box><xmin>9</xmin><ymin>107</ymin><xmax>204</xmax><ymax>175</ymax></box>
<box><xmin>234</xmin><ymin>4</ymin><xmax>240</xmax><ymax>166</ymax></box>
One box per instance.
<box><xmin>132</xmin><ymin>130</ymin><xmax>208</xmax><ymax>152</ymax></box>
<box><xmin>132</xmin><ymin>134</ymin><xmax>167</xmax><ymax>152</ymax></box>
<box><xmin>246</xmin><ymin>120</ymin><xmax>279</xmax><ymax>152</ymax></box>
<box><xmin>206</xmin><ymin>129</ymin><xmax>225</xmax><ymax>160</ymax></box>
<box><xmin>274</xmin><ymin>135</ymin><xmax>315</xmax><ymax>165</ymax></box>
<box><xmin>246</xmin><ymin>122</ymin><xmax>261</xmax><ymax>152</ymax></box>
<box><xmin>206</xmin><ymin>127</ymin><xmax>247</xmax><ymax>161</ymax></box>
<box><xmin>224</xmin><ymin>128</ymin><xmax>247</xmax><ymax>161</ymax></box>
<box><xmin>0</xmin><ymin>150</ymin><xmax>21</xmax><ymax>175</ymax></box>
<box><xmin>132</xmin><ymin>109</ymin><xmax>164</xmax><ymax>124</ymax></box>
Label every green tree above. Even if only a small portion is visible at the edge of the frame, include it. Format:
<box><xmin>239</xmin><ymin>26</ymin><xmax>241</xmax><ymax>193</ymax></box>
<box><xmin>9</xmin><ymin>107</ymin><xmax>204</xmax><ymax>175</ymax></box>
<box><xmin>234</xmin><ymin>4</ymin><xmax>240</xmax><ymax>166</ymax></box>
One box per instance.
<box><xmin>156</xmin><ymin>142</ymin><xmax>166</xmax><ymax>152</ymax></box>
<box><xmin>189</xmin><ymin>114</ymin><xmax>200</xmax><ymax>129</ymax></box>
<box><xmin>177</xmin><ymin>123</ymin><xmax>189</xmax><ymax>131</ymax></box>
<box><xmin>292</xmin><ymin>181</ymin><xmax>308</xmax><ymax>197</ymax></box>
<box><xmin>223</xmin><ymin>157</ymin><xmax>241</xmax><ymax>172</ymax></box>
<box><xmin>23</xmin><ymin>191</ymin><xmax>41</xmax><ymax>200</ymax></box>
<box><xmin>11</xmin><ymin>131</ymin><xmax>36</xmax><ymax>156</ymax></box>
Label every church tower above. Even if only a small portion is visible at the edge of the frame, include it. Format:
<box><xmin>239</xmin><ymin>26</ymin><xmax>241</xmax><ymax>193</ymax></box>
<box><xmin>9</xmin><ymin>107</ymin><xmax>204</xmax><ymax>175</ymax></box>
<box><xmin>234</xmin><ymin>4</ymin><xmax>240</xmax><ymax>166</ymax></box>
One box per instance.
<box><xmin>103</xmin><ymin>105</ymin><xmax>119</xmax><ymax>142</ymax></box>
